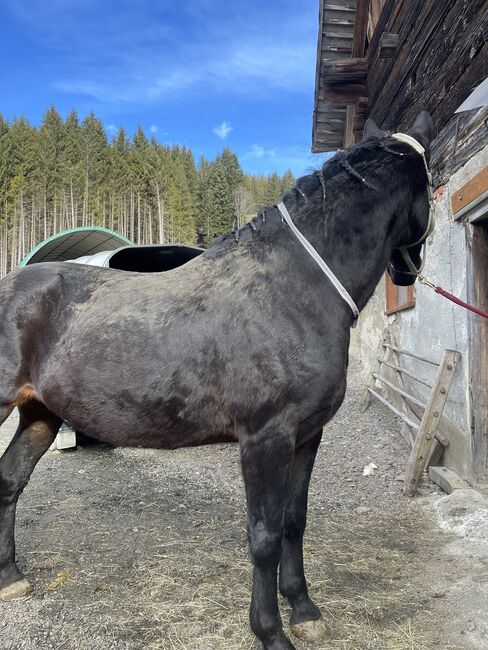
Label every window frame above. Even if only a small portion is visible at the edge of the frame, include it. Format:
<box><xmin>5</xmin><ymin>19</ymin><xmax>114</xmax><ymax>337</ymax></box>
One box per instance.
<box><xmin>384</xmin><ymin>272</ymin><xmax>416</xmax><ymax>315</ymax></box>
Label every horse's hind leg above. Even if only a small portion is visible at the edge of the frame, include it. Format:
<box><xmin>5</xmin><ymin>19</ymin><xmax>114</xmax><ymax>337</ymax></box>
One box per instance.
<box><xmin>279</xmin><ymin>432</ymin><xmax>330</xmax><ymax>643</ymax></box>
<box><xmin>0</xmin><ymin>400</ymin><xmax>61</xmax><ymax>600</ymax></box>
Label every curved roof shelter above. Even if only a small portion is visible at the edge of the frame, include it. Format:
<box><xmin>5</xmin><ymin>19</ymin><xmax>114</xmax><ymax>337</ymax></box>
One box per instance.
<box><xmin>18</xmin><ymin>226</ymin><xmax>133</xmax><ymax>267</ymax></box>
<box><xmin>19</xmin><ymin>226</ymin><xmax>204</xmax><ymax>273</ymax></box>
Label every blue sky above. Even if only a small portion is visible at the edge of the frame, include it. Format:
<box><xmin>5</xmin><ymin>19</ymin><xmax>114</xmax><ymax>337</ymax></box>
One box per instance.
<box><xmin>0</xmin><ymin>0</ymin><xmax>326</xmax><ymax>176</ymax></box>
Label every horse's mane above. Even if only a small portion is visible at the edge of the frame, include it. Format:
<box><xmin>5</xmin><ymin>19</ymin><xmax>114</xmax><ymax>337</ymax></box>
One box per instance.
<box><xmin>205</xmin><ymin>137</ymin><xmax>414</xmax><ymax>256</ymax></box>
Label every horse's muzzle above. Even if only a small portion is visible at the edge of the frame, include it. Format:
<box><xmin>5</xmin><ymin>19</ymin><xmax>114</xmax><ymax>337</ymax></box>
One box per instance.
<box><xmin>387</xmin><ymin>264</ymin><xmax>417</xmax><ymax>287</ymax></box>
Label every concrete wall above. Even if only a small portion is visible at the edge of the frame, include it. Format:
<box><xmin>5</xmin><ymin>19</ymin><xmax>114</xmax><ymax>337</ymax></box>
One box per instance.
<box><xmin>352</xmin><ymin>144</ymin><xmax>488</xmax><ymax>482</ymax></box>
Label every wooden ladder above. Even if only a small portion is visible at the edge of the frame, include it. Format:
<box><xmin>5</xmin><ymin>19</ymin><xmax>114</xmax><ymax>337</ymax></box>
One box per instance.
<box><xmin>362</xmin><ymin>332</ymin><xmax>461</xmax><ymax>496</ymax></box>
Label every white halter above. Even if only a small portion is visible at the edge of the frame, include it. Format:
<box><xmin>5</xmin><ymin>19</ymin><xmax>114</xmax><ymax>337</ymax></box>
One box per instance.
<box><xmin>277</xmin><ymin>201</ymin><xmax>360</xmax><ymax>324</ymax></box>
<box><xmin>390</xmin><ymin>133</ymin><xmax>435</xmax><ymax>274</ymax></box>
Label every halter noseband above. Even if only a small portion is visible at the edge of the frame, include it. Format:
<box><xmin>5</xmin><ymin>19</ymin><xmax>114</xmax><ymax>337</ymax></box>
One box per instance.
<box><xmin>390</xmin><ymin>133</ymin><xmax>435</xmax><ymax>275</ymax></box>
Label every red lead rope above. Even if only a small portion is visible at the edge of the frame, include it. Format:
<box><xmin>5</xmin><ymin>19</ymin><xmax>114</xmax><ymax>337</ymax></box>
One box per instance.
<box><xmin>418</xmin><ymin>276</ymin><xmax>488</xmax><ymax>320</ymax></box>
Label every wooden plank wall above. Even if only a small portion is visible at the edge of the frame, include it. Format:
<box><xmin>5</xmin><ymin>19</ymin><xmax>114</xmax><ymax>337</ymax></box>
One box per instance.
<box><xmin>366</xmin><ymin>0</ymin><xmax>488</xmax><ymax>185</ymax></box>
<box><xmin>312</xmin><ymin>0</ymin><xmax>356</xmax><ymax>151</ymax></box>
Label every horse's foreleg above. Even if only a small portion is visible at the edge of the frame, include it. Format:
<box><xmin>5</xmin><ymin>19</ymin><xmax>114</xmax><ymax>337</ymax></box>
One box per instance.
<box><xmin>279</xmin><ymin>432</ymin><xmax>330</xmax><ymax>644</ymax></box>
<box><xmin>0</xmin><ymin>400</ymin><xmax>61</xmax><ymax>600</ymax></box>
<box><xmin>240</xmin><ymin>425</ymin><xmax>296</xmax><ymax>650</ymax></box>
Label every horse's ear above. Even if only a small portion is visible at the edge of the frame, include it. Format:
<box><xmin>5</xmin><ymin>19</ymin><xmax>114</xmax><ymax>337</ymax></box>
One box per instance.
<box><xmin>362</xmin><ymin>118</ymin><xmax>386</xmax><ymax>141</ymax></box>
<box><xmin>406</xmin><ymin>111</ymin><xmax>433</xmax><ymax>154</ymax></box>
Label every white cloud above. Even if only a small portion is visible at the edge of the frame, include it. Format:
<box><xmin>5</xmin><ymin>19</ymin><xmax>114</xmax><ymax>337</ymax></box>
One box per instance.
<box><xmin>147</xmin><ymin>70</ymin><xmax>198</xmax><ymax>98</ymax></box>
<box><xmin>149</xmin><ymin>124</ymin><xmax>159</xmax><ymax>134</ymax></box>
<box><xmin>145</xmin><ymin>40</ymin><xmax>315</xmax><ymax>102</ymax></box>
<box><xmin>106</xmin><ymin>123</ymin><xmax>117</xmax><ymax>134</ymax></box>
<box><xmin>243</xmin><ymin>144</ymin><xmax>276</xmax><ymax>159</ymax></box>
<box><xmin>55</xmin><ymin>79</ymin><xmax>130</xmax><ymax>102</ymax></box>
<box><xmin>213</xmin><ymin>121</ymin><xmax>233</xmax><ymax>139</ymax></box>
<box><xmin>44</xmin><ymin>3</ymin><xmax>316</xmax><ymax>106</ymax></box>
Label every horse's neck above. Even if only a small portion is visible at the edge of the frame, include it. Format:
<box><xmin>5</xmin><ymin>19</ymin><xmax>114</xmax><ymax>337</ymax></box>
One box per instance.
<box><xmin>290</xmin><ymin>197</ymin><xmax>396</xmax><ymax>313</ymax></box>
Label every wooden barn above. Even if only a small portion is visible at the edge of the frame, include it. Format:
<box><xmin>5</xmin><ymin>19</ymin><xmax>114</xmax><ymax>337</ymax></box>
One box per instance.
<box><xmin>313</xmin><ymin>0</ymin><xmax>488</xmax><ymax>486</ymax></box>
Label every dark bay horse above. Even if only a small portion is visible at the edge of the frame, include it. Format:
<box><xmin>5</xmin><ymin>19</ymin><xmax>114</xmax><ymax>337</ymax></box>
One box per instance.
<box><xmin>0</xmin><ymin>113</ymin><xmax>433</xmax><ymax>649</ymax></box>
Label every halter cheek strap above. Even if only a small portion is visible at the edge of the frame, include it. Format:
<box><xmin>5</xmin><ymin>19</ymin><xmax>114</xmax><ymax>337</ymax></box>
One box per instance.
<box><xmin>390</xmin><ymin>133</ymin><xmax>435</xmax><ymax>275</ymax></box>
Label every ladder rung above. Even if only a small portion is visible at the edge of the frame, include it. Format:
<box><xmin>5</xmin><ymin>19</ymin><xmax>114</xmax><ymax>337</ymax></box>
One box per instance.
<box><xmin>367</xmin><ymin>388</ymin><xmax>420</xmax><ymax>430</ymax></box>
<box><xmin>372</xmin><ymin>373</ymin><xmax>428</xmax><ymax>410</ymax></box>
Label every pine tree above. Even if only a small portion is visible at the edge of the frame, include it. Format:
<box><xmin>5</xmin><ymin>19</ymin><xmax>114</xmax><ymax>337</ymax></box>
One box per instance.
<box><xmin>37</xmin><ymin>107</ymin><xmax>66</xmax><ymax>232</ymax></box>
<box><xmin>5</xmin><ymin>117</ymin><xmax>37</xmax><ymax>262</ymax></box>
<box><xmin>109</xmin><ymin>128</ymin><xmax>130</xmax><ymax>236</ymax></box>
<box><xmin>281</xmin><ymin>169</ymin><xmax>296</xmax><ymax>194</ymax></box>
<box><xmin>64</xmin><ymin>109</ymin><xmax>83</xmax><ymax>229</ymax></box>
<box><xmin>81</xmin><ymin>112</ymin><xmax>109</xmax><ymax>225</ymax></box>
<box><xmin>147</xmin><ymin>139</ymin><xmax>172</xmax><ymax>243</ymax></box>
<box><xmin>216</xmin><ymin>147</ymin><xmax>244</xmax><ymax>230</ymax></box>
<box><xmin>0</xmin><ymin>106</ymin><xmax>299</xmax><ymax>276</ymax></box>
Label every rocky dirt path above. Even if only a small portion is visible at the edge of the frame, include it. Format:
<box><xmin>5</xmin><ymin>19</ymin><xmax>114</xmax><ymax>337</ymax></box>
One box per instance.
<box><xmin>1</xmin><ymin>362</ymin><xmax>486</xmax><ymax>649</ymax></box>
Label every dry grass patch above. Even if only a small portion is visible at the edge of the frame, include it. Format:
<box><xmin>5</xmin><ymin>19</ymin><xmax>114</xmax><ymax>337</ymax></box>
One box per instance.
<box><xmin>118</xmin><ymin>507</ymin><xmax>454</xmax><ymax>650</ymax></box>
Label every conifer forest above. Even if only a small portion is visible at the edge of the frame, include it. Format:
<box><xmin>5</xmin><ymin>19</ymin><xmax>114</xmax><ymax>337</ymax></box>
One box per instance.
<box><xmin>0</xmin><ymin>107</ymin><xmax>296</xmax><ymax>277</ymax></box>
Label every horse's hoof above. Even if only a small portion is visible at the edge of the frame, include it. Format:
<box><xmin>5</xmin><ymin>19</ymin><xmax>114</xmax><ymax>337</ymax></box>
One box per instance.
<box><xmin>0</xmin><ymin>578</ymin><xmax>33</xmax><ymax>601</ymax></box>
<box><xmin>290</xmin><ymin>616</ymin><xmax>331</xmax><ymax>643</ymax></box>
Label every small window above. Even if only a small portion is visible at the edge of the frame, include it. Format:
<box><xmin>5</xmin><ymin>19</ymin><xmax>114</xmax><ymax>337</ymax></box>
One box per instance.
<box><xmin>385</xmin><ymin>272</ymin><xmax>416</xmax><ymax>315</ymax></box>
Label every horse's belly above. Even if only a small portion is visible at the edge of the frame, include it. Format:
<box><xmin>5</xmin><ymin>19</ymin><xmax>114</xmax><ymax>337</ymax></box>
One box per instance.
<box><xmin>38</xmin><ymin>362</ymin><xmax>233</xmax><ymax>449</ymax></box>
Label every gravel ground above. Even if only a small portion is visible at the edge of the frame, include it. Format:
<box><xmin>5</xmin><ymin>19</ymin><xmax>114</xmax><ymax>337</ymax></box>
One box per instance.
<box><xmin>0</xmin><ymin>360</ymin><xmax>486</xmax><ymax>649</ymax></box>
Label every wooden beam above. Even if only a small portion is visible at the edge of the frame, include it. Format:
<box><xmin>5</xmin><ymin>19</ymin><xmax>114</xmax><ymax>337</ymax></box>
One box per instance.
<box><xmin>348</xmin><ymin>0</ymin><xmax>370</xmax><ymax>148</ymax></box>
<box><xmin>367</xmin><ymin>0</ymin><xmax>388</xmax><ymax>42</ymax></box>
<box><xmin>323</xmin><ymin>58</ymin><xmax>368</xmax><ymax>107</ymax></box>
<box><xmin>345</xmin><ymin>105</ymin><xmax>356</xmax><ymax>146</ymax></box>
<box><xmin>324</xmin><ymin>84</ymin><xmax>367</xmax><ymax>105</ymax></box>
<box><xmin>352</xmin><ymin>0</ymin><xmax>371</xmax><ymax>57</ymax></box>
<box><xmin>451</xmin><ymin>166</ymin><xmax>488</xmax><ymax>215</ymax></box>
<box><xmin>378</xmin><ymin>32</ymin><xmax>399</xmax><ymax>57</ymax></box>
<box><xmin>367</xmin><ymin>0</ymin><xmax>402</xmax><ymax>61</ymax></box>
<box><xmin>467</xmin><ymin>222</ymin><xmax>488</xmax><ymax>480</ymax></box>
<box><xmin>322</xmin><ymin>57</ymin><xmax>368</xmax><ymax>82</ymax></box>
<box><xmin>323</xmin><ymin>3</ymin><xmax>356</xmax><ymax>11</ymax></box>
<box><xmin>429</xmin><ymin>466</ymin><xmax>470</xmax><ymax>493</ymax></box>
<box><xmin>353</xmin><ymin>113</ymin><xmax>366</xmax><ymax>141</ymax></box>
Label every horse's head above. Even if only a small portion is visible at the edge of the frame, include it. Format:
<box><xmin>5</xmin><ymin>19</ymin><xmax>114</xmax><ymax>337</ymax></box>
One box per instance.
<box><xmin>362</xmin><ymin>111</ymin><xmax>434</xmax><ymax>286</ymax></box>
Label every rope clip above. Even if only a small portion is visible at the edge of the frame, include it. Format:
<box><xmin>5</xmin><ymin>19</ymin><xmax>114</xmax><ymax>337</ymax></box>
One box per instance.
<box><xmin>418</xmin><ymin>275</ymin><xmax>437</xmax><ymax>290</ymax></box>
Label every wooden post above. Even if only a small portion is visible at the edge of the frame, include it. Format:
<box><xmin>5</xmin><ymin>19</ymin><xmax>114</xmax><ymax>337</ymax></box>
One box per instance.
<box><xmin>352</xmin><ymin>0</ymin><xmax>371</xmax><ymax>58</ymax></box>
<box><xmin>345</xmin><ymin>105</ymin><xmax>356</xmax><ymax>147</ymax></box>
<box><xmin>403</xmin><ymin>349</ymin><xmax>461</xmax><ymax>496</ymax></box>
<box><xmin>467</xmin><ymin>221</ymin><xmax>488</xmax><ymax>480</ymax></box>
<box><xmin>350</xmin><ymin>0</ymin><xmax>370</xmax><ymax>144</ymax></box>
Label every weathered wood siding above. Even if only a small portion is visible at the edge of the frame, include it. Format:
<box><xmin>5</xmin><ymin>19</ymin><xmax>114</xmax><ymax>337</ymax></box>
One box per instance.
<box><xmin>367</xmin><ymin>0</ymin><xmax>487</xmax><ymax>185</ymax></box>
<box><xmin>312</xmin><ymin>1</ymin><xmax>356</xmax><ymax>151</ymax></box>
